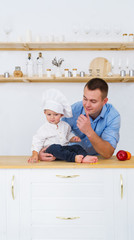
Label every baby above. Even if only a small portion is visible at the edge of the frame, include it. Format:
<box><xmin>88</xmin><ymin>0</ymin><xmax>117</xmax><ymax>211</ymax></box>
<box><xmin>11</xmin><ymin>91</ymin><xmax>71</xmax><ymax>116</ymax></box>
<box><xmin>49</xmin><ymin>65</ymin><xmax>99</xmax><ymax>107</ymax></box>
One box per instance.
<box><xmin>28</xmin><ymin>89</ymin><xmax>98</xmax><ymax>164</ymax></box>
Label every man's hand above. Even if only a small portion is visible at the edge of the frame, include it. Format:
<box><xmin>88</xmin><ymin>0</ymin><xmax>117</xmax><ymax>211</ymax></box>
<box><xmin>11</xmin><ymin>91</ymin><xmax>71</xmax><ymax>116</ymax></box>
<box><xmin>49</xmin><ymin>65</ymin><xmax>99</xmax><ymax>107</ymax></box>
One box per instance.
<box><xmin>77</xmin><ymin>114</ymin><xmax>92</xmax><ymax>136</ymax></box>
<box><xmin>77</xmin><ymin>114</ymin><xmax>114</xmax><ymax>159</ymax></box>
<box><xmin>70</xmin><ymin>136</ymin><xmax>81</xmax><ymax>142</ymax></box>
<box><xmin>39</xmin><ymin>147</ymin><xmax>56</xmax><ymax>161</ymax></box>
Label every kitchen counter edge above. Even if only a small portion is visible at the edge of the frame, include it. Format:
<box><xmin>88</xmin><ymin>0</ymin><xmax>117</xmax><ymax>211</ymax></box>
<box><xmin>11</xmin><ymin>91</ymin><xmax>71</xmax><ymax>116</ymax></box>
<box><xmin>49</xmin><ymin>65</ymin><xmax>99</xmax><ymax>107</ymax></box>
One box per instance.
<box><xmin>0</xmin><ymin>156</ymin><xmax>134</xmax><ymax>169</ymax></box>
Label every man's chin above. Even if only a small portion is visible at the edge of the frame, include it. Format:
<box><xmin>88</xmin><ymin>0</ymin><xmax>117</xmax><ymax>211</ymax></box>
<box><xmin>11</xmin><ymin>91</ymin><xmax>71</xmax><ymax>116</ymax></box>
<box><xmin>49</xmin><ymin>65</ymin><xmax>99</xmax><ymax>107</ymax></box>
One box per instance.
<box><xmin>85</xmin><ymin>110</ymin><xmax>95</xmax><ymax>118</ymax></box>
<box><xmin>85</xmin><ymin>110</ymin><xmax>91</xmax><ymax>115</ymax></box>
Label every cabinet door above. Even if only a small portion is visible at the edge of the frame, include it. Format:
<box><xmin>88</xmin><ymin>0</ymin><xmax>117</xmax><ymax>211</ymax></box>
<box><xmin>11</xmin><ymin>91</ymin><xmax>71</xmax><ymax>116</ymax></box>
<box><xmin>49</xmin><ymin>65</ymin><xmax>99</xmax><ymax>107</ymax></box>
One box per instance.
<box><xmin>0</xmin><ymin>169</ymin><xmax>20</xmax><ymax>240</ymax></box>
<box><xmin>20</xmin><ymin>168</ymin><xmax>115</xmax><ymax>240</ymax></box>
<box><xmin>114</xmin><ymin>169</ymin><xmax>128</xmax><ymax>240</ymax></box>
<box><xmin>0</xmin><ymin>170</ymin><xmax>6</xmax><ymax>240</ymax></box>
<box><xmin>6</xmin><ymin>169</ymin><xmax>20</xmax><ymax>240</ymax></box>
<box><xmin>127</xmin><ymin>169</ymin><xmax>134</xmax><ymax>240</ymax></box>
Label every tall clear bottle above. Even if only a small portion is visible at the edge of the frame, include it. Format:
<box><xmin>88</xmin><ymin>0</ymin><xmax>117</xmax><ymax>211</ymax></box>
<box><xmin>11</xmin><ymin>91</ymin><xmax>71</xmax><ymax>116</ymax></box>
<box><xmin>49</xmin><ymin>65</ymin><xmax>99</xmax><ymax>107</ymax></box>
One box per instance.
<box><xmin>26</xmin><ymin>53</ymin><xmax>34</xmax><ymax>77</ymax></box>
<box><xmin>37</xmin><ymin>52</ymin><xmax>44</xmax><ymax>77</ymax></box>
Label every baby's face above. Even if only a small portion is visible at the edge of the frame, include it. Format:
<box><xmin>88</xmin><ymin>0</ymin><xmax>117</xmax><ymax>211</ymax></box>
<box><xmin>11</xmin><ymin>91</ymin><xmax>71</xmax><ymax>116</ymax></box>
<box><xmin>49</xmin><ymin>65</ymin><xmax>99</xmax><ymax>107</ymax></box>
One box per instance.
<box><xmin>44</xmin><ymin>109</ymin><xmax>63</xmax><ymax>124</ymax></box>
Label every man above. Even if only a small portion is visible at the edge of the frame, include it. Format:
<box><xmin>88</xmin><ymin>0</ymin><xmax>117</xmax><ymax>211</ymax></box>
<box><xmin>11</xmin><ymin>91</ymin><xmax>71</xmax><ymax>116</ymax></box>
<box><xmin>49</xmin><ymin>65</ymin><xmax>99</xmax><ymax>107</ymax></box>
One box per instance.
<box><xmin>39</xmin><ymin>78</ymin><xmax>120</xmax><ymax>160</ymax></box>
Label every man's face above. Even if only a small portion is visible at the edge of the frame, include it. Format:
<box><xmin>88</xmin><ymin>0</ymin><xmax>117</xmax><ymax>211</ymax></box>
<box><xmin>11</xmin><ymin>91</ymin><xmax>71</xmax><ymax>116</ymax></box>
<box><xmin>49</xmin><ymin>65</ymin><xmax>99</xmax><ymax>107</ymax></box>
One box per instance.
<box><xmin>83</xmin><ymin>87</ymin><xmax>108</xmax><ymax>119</ymax></box>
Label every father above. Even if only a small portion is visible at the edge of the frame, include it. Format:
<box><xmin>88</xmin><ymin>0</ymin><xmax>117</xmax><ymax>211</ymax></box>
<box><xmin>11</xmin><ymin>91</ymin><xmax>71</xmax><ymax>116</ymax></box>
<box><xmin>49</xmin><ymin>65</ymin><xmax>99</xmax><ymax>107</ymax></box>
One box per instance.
<box><xmin>39</xmin><ymin>78</ymin><xmax>120</xmax><ymax>160</ymax></box>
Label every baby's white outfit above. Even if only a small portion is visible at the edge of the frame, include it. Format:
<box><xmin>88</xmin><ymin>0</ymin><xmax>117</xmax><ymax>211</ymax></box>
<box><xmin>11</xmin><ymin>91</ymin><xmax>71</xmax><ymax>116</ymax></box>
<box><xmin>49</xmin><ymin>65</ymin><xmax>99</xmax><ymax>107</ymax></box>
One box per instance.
<box><xmin>32</xmin><ymin>88</ymin><xmax>74</xmax><ymax>153</ymax></box>
<box><xmin>32</xmin><ymin>121</ymin><xmax>75</xmax><ymax>152</ymax></box>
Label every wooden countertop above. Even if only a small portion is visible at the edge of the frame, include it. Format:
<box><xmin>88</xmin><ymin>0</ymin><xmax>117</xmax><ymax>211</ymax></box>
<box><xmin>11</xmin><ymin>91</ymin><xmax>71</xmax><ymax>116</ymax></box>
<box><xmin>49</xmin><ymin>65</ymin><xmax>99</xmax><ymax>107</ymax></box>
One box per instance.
<box><xmin>0</xmin><ymin>156</ymin><xmax>134</xmax><ymax>169</ymax></box>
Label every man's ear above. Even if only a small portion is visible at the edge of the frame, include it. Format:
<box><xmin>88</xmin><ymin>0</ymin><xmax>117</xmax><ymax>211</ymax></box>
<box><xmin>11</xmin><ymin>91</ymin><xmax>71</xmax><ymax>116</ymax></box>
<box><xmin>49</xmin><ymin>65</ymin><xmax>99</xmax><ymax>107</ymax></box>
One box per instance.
<box><xmin>44</xmin><ymin>110</ymin><xmax>46</xmax><ymax>114</ymax></box>
<box><xmin>103</xmin><ymin>97</ymin><xmax>108</xmax><ymax>105</ymax></box>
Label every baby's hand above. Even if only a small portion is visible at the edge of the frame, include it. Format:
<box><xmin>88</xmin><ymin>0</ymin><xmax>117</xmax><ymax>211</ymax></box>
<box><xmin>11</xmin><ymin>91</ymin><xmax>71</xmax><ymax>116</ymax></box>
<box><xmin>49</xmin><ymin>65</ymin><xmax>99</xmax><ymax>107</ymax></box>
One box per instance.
<box><xmin>70</xmin><ymin>136</ymin><xmax>81</xmax><ymax>142</ymax></box>
<box><xmin>28</xmin><ymin>156</ymin><xmax>38</xmax><ymax>163</ymax></box>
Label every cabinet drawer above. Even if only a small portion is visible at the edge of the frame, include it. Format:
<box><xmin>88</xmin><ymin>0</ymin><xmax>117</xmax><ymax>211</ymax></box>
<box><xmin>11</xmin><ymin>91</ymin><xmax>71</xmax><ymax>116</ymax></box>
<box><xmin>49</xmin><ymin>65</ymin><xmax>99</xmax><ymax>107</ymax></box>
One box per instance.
<box><xmin>32</xmin><ymin>210</ymin><xmax>104</xmax><ymax>225</ymax></box>
<box><xmin>30</xmin><ymin>169</ymin><xmax>106</xmax><ymax>183</ymax></box>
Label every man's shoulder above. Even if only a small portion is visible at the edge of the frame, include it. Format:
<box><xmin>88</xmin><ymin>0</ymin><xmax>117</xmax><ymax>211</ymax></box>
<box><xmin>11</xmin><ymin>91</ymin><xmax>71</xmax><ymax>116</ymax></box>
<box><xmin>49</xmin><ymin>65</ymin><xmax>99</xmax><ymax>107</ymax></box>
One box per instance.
<box><xmin>105</xmin><ymin>104</ymin><xmax>120</xmax><ymax>126</ymax></box>
<box><xmin>106</xmin><ymin>103</ymin><xmax>120</xmax><ymax>117</ymax></box>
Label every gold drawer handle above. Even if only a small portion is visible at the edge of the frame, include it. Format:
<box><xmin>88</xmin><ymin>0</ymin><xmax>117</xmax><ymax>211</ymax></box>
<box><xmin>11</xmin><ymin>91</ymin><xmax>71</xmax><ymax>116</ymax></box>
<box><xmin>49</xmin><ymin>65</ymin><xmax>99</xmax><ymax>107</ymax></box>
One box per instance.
<box><xmin>120</xmin><ymin>174</ymin><xmax>123</xmax><ymax>199</ymax></box>
<box><xmin>11</xmin><ymin>175</ymin><xmax>15</xmax><ymax>200</ymax></box>
<box><xmin>56</xmin><ymin>216</ymin><xmax>80</xmax><ymax>220</ymax></box>
<box><xmin>56</xmin><ymin>175</ymin><xmax>79</xmax><ymax>178</ymax></box>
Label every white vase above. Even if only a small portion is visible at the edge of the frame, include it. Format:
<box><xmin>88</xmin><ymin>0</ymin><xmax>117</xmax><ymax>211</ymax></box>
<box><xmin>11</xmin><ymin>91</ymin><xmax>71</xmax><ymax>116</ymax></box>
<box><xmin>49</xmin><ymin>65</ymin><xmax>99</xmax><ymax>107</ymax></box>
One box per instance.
<box><xmin>55</xmin><ymin>67</ymin><xmax>62</xmax><ymax>77</ymax></box>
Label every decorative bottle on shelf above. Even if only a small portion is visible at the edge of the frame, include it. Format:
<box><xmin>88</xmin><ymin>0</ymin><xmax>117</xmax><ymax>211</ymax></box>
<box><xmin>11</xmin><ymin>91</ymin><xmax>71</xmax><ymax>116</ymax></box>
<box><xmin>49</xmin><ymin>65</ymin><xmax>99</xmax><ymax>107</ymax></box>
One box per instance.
<box><xmin>36</xmin><ymin>52</ymin><xmax>44</xmax><ymax>77</ymax></box>
<box><xmin>26</xmin><ymin>53</ymin><xmax>34</xmax><ymax>77</ymax></box>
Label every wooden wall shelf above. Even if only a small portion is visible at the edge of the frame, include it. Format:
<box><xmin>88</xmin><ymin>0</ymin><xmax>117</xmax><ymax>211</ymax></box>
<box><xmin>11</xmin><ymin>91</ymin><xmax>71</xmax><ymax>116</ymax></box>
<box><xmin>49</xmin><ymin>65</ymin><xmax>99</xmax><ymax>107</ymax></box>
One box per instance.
<box><xmin>1</xmin><ymin>75</ymin><xmax>134</xmax><ymax>83</ymax></box>
<box><xmin>0</xmin><ymin>42</ymin><xmax>134</xmax><ymax>51</ymax></box>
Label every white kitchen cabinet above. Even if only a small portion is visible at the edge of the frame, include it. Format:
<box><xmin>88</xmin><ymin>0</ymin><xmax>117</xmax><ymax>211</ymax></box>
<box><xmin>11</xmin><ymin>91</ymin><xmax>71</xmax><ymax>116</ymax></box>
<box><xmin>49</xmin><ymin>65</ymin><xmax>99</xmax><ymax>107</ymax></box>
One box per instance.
<box><xmin>0</xmin><ymin>164</ymin><xmax>134</xmax><ymax>240</ymax></box>
<box><xmin>19</xmin><ymin>168</ymin><xmax>115</xmax><ymax>240</ymax></box>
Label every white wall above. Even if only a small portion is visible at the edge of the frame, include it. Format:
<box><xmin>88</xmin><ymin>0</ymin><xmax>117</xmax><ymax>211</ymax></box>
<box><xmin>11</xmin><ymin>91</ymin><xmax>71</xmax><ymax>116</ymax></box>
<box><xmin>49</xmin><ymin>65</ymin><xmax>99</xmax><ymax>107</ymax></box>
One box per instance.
<box><xmin>0</xmin><ymin>0</ymin><xmax>134</xmax><ymax>156</ymax></box>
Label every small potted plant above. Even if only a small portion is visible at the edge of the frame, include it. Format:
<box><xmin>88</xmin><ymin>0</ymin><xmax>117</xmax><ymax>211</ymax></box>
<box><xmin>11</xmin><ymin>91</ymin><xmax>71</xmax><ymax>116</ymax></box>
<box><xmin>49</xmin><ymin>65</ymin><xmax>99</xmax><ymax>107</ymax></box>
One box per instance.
<box><xmin>52</xmin><ymin>57</ymin><xmax>64</xmax><ymax>77</ymax></box>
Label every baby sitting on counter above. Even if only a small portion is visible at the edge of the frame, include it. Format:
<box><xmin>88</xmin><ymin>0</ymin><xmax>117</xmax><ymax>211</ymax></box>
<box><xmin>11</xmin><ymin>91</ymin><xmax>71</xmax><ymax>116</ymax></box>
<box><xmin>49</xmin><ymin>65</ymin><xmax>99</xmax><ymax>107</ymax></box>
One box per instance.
<box><xmin>28</xmin><ymin>89</ymin><xmax>98</xmax><ymax>164</ymax></box>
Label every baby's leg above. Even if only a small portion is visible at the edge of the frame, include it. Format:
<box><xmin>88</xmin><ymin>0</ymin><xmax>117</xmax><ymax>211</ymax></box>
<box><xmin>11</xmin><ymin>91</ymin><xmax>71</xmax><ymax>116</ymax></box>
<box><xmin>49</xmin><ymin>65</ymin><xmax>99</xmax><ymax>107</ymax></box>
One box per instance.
<box><xmin>82</xmin><ymin>155</ymin><xmax>98</xmax><ymax>163</ymax></box>
<box><xmin>75</xmin><ymin>155</ymin><xmax>84</xmax><ymax>163</ymax></box>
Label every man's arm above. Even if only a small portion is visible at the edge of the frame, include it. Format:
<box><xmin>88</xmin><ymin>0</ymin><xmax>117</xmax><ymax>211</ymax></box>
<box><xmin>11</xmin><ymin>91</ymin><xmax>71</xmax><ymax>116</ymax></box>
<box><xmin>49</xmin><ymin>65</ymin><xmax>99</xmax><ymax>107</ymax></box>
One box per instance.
<box><xmin>86</xmin><ymin>128</ymin><xmax>114</xmax><ymax>158</ymax></box>
<box><xmin>77</xmin><ymin>114</ymin><xmax>115</xmax><ymax>159</ymax></box>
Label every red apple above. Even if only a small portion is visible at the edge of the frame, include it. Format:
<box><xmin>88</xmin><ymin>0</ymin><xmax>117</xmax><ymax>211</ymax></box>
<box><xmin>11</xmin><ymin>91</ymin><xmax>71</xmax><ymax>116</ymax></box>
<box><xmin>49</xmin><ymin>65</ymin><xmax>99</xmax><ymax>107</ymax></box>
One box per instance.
<box><xmin>116</xmin><ymin>150</ymin><xmax>128</xmax><ymax>161</ymax></box>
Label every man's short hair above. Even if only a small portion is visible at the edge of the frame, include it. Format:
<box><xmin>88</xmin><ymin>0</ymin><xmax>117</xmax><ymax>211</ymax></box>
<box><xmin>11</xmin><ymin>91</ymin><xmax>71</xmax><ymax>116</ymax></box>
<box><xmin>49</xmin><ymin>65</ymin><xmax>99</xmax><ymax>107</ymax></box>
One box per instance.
<box><xmin>85</xmin><ymin>78</ymin><xmax>108</xmax><ymax>99</ymax></box>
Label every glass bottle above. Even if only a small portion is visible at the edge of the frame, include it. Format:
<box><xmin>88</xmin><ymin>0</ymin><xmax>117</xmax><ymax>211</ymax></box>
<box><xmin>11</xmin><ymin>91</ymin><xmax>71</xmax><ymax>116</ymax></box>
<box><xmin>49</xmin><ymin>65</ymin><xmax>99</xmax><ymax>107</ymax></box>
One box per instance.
<box><xmin>37</xmin><ymin>52</ymin><xmax>44</xmax><ymax>77</ymax></box>
<box><xmin>26</xmin><ymin>53</ymin><xmax>34</xmax><ymax>77</ymax></box>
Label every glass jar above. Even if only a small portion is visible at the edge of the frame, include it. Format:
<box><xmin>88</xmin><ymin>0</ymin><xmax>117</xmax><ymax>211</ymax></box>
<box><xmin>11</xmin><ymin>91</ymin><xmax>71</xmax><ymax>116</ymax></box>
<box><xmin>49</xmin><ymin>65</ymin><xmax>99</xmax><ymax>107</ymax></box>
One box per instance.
<box><xmin>46</xmin><ymin>69</ymin><xmax>51</xmax><ymax>77</ymax></box>
<box><xmin>13</xmin><ymin>66</ymin><xmax>23</xmax><ymax>77</ymax></box>
<box><xmin>122</xmin><ymin>33</ymin><xmax>128</xmax><ymax>42</ymax></box>
<box><xmin>129</xmin><ymin>33</ymin><xmax>134</xmax><ymax>42</ymax></box>
<box><xmin>72</xmin><ymin>68</ymin><xmax>77</xmax><ymax>77</ymax></box>
<box><xmin>80</xmin><ymin>71</ymin><xmax>85</xmax><ymax>77</ymax></box>
<box><xmin>64</xmin><ymin>69</ymin><xmax>69</xmax><ymax>77</ymax></box>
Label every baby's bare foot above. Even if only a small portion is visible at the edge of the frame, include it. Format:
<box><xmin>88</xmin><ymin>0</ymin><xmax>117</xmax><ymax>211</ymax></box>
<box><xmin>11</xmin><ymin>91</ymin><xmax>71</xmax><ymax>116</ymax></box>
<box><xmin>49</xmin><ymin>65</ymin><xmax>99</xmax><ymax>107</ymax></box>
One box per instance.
<box><xmin>75</xmin><ymin>155</ymin><xmax>84</xmax><ymax>163</ymax></box>
<box><xmin>82</xmin><ymin>156</ymin><xmax>98</xmax><ymax>163</ymax></box>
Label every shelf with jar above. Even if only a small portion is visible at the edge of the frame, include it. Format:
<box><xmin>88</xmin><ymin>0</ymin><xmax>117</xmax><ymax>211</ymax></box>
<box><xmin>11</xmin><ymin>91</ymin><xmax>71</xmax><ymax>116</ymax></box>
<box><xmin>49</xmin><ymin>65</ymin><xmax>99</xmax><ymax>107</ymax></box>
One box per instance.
<box><xmin>1</xmin><ymin>75</ymin><xmax>134</xmax><ymax>83</ymax></box>
<box><xmin>0</xmin><ymin>42</ymin><xmax>134</xmax><ymax>51</ymax></box>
